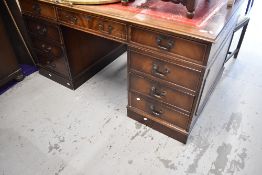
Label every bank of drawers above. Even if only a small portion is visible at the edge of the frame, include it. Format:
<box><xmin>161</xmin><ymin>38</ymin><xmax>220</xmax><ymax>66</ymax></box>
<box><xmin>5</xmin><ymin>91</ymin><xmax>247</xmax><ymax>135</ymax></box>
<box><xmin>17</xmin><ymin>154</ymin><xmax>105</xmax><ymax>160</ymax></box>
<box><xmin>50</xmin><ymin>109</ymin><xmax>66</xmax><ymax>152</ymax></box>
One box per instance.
<box><xmin>128</xmin><ymin>25</ymin><xmax>208</xmax><ymax>132</ymax></box>
<box><xmin>128</xmin><ymin>46</ymin><xmax>205</xmax><ymax>131</ymax></box>
<box><xmin>24</xmin><ymin>16</ymin><xmax>70</xmax><ymax>79</ymax></box>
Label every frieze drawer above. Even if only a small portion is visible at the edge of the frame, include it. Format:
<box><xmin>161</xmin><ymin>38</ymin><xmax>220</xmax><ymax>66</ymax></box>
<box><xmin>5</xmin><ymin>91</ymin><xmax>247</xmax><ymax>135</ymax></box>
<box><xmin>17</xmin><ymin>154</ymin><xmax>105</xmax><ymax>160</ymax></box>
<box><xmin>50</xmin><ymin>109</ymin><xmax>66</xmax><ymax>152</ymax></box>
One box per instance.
<box><xmin>129</xmin><ymin>73</ymin><xmax>195</xmax><ymax>113</ymax></box>
<box><xmin>129</xmin><ymin>49</ymin><xmax>203</xmax><ymax>92</ymax></box>
<box><xmin>24</xmin><ymin>16</ymin><xmax>62</xmax><ymax>44</ymax></box>
<box><xmin>19</xmin><ymin>0</ymin><xmax>56</xmax><ymax>20</ymax></box>
<box><xmin>88</xmin><ymin>15</ymin><xmax>127</xmax><ymax>40</ymax></box>
<box><xmin>130</xmin><ymin>26</ymin><xmax>207</xmax><ymax>64</ymax></box>
<box><xmin>57</xmin><ymin>8</ymin><xmax>127</xmax><ymax>40</ymax></box>
<box><xmin>129</xmin><ymin>92</ymin><xmax>190</xmax><ymax>130</ymax></box>
<box><xmin>57</xmin><ymin>8</ymin><xmax>86</xmax><ymax>28</ymax></box>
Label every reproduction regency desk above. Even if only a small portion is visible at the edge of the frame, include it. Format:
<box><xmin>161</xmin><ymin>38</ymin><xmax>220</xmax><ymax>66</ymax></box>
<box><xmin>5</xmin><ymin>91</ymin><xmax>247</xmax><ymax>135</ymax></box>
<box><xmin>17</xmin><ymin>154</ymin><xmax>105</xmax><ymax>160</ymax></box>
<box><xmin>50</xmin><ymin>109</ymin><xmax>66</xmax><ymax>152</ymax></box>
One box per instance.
<box><xmin>18</xmin><ymin>0</ymin><xmax>246</xmax><ymax>143</ymax></box>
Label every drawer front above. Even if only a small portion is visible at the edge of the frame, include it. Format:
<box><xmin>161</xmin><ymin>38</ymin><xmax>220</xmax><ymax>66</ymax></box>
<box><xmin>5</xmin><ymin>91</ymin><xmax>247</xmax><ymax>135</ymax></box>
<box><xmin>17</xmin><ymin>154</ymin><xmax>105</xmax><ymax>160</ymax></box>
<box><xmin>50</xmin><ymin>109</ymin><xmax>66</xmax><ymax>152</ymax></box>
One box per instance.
<box><xmin>129</xmin><ymin>73</ymin><xmax>195</xmax><ymax>113</ymax></box>
<box><xmin>88</xmin><ymin>15</ymin><xmax>127</xmax><ymax>40</ymax></box>
<box><xmin>31</xmin><ymin>38</ymin><xmax>63</xmax><ymax>58</ymax></box>
<box><xmin>129</xmin><ymin>50</ymin><xmax>202</xmax><ymax>92</ymax></box>
<box><xmin>57</xmin><ymin>9</ymin><xmax>127</xmax><ymax>40</ymax></box>
<box><xmin>57</xmin><ymin>8</ymin><xmax>87</xmax><ymax>28</ymax></box>
<box><xmin>25</xmin><ymin>17</ymin><xmax>61</xmax><ymax>43</ymax></box>
<box><xmin>129</xmin><ymin>92</ymin><xmax>189</xmax><ymax>130</ymax></box>
<box><xmin>19</xmin><ymin>0</ymin><xmax>56</xmax><ymax>20</ymax></box>
<box><xmin>35</xmin><ymin>51</ymin><xmax>69</xmax><ymax>78</ymax></box>
<box><xmin>130</xmin><ymin>26</ymin><xmax>207</xmax><ymax>64</ymax></box>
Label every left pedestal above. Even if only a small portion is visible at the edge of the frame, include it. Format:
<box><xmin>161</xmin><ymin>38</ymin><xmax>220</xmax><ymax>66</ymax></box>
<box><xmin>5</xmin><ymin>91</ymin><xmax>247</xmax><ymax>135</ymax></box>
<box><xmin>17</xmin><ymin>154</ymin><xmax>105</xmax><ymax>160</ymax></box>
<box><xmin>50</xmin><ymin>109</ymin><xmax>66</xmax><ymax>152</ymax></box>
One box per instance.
<box><xmin>21</xmin><ymin>0</ymin><xmax>125</xmax><ymax>90</ymax></box>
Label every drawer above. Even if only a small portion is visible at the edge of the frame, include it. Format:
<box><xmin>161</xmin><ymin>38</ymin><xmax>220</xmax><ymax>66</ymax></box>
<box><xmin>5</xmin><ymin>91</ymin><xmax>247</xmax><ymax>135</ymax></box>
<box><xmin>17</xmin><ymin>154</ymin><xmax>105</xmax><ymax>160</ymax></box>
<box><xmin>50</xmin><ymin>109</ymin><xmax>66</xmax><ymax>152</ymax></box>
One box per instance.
<box><xmin>129</xmin><ymin>92</ymin><xmax>189</xmax><ymax>130</ymax></box>
<box><xmin>39</xmin><ymin>68</ymin><xmax>73</xmax><ymax>89</ymax></box>
<box><xmin>24</xmin><ymin>17</ymin><xmax>61</xmax><ymax>44</ymax></box>
<box><xmin>129</xmin><ymin>50</ymin><xmax>203</xmax><ymax>92</ymax></box>
<box><xmin>130</xmin><ymin>26</ymin><xmax>207</xmax><ymax>64</ymax></box>
<box><xmin>31</xmin><ymin>38</ymin><xmax>63</xmax><ymax>58</ymax></box>
<box><xmin>57</xmin><ymin>8</ymin><xmax>127</xmax><ymax>40</ymax></box>
<box><xmin>35</xmin><ymin>51</ymin><xmax>69</xmax><ymax>78</ymax></box>
<box><xmin>19</xmin><ymin>0</ymin><xmax>56</xmax><ymax>20</ymax></box>
<box><xmin>87</xmin><ymin>15</ymin><xmax>127</xmax><ymax>40</ymax></box>
<box><xmin>129</xmin><ymin>73</ymin><xmax>195</xmax><ymax>113</ymax></box>
<box><xmin>57</xmin><ymin>8</ymin><xmax>87</xmax><ymax>28</ymax></box>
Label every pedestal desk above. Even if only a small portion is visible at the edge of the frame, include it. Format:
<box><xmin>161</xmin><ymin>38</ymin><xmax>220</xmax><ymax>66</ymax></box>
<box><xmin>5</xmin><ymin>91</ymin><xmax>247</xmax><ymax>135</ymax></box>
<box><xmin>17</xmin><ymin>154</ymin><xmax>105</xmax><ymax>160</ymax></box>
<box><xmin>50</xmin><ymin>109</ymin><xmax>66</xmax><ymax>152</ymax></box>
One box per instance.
<box><xmin>18</xmin><ymin>0</ymin><xmax>246</xmax><ymax>143</ymax></box>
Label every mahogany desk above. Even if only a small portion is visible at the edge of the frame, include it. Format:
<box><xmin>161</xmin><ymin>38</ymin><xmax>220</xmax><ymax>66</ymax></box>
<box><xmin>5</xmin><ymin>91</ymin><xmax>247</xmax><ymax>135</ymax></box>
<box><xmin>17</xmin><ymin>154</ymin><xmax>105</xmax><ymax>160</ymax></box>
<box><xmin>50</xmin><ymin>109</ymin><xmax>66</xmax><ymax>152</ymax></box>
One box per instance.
<box><xmin>18</xmin><ymin>0</ymin><xmax>245</xmax><ymax>143</ymax></box>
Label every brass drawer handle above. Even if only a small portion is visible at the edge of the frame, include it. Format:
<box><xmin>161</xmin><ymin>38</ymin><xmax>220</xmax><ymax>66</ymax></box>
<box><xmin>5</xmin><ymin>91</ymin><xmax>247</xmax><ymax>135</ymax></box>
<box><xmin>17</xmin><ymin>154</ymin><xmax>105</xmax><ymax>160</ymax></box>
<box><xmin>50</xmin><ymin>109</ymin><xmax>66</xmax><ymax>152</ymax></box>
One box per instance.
<box><xmin>64</xmin><ymin>14</ymin><xmax>78</xmax><ymax>25</ymax></box>
<box><xmin>32</xmin><ymin>3</ymin><xmax>41</xmax><ymax>15</ymax></box>
<box><xmin>151</xmin><ymin>86</ymin><xmax>166</xmax><ymax>99</ymax></box>
<box><xmin>41</xmin><ymin>44</ymin><xmax>52</xmax><ymax>53</ymax></box>
<box><xmin>156</xmin><ymin>35</ymin><xmax>174</xmax><ymax>51</ymax></box>
<box><xmin>152</xmin><ymin>63</ymin><xmax>170</xmax><ymax>77</ymax></box>
<box><xmin>98</xmin><ymin>22</ymin><xmax>113</xmax><ymax>34</ymax></box>
<box><xmin>36</xmin><ymin>25</ymin><xmax>47</xmax><ymax>36</ymax></box>
<box><xmin>150</xmin><ymin>105</ymin><xmax>163</xmax><ymax>116</ymax></box>
<box><xmin>46</xmin><ymin>61</ymin><xmax>56</xmax><ymax>68</ymax></box>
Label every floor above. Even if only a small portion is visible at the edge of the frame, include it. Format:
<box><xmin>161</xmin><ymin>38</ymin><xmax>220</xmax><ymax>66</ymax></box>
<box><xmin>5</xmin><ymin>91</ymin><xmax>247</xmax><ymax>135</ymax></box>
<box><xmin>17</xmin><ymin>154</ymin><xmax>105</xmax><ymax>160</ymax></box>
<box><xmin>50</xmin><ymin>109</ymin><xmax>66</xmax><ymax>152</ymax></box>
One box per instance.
<box><xmin>1</xmin><ymin>2</ymin><xmax>262</xmax><ymax>175</ymax></box>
